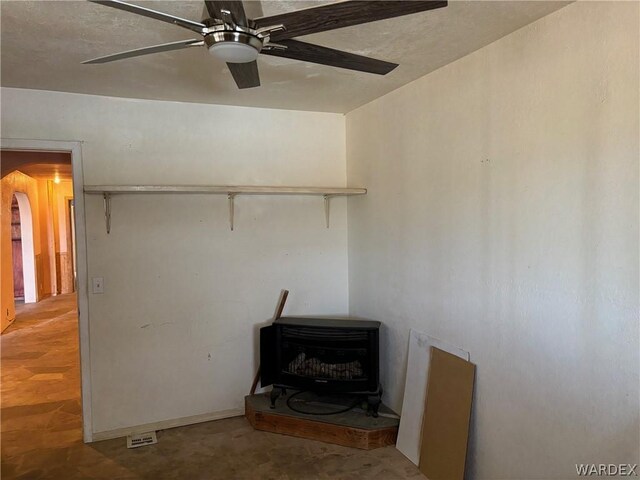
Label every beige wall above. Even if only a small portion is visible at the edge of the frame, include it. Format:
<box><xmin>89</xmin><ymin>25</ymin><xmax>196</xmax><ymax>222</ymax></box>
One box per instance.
<box><xmin>1</xmin><ymin>88</ymin><xmax>349</xmax><ymax>436</ymax></box>
<box><xmin>346</xmin><ymin>2</ymin><xmax>638</xmax><ymax>478</ymax></box>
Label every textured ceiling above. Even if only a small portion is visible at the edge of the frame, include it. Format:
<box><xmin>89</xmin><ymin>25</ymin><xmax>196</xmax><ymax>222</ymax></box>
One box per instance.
<box><xmin>1</xmin><ymin>1</ymin><xmax>569</xmax><ymax>113</ymax></box>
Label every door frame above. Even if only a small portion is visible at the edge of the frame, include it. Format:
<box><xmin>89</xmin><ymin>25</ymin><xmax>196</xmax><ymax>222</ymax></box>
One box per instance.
<box><xmin>1</xmin><ymin>138</ymin><xmax>93</xmax><ymax>442</ymax></box>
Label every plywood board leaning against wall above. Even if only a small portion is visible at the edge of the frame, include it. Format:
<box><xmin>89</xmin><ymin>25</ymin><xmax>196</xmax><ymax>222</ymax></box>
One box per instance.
<box><xmin>396</xmin><ymin>329</ymin><xmax>470</xmax><ymax>465</ymax></box>
<box><xmin>419</xmin><ymin>347</ymin><xmax>475</xmax><ymax>480</ymax></box>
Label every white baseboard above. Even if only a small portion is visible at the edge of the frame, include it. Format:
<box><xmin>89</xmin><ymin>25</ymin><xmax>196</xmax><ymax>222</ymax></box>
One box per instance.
<box><xmin>91</xmin><ymin>408</ymin><xmax>244</xmax><ymax>442</ymax></box>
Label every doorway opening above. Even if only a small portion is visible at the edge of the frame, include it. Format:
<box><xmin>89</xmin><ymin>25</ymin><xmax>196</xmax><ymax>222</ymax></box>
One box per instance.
<box><xmin>1</xmin><ymin>141</ymin><xmax>92</xmax><ymax>444</ymax></box>
<box><xmin>2</xmin><ymin>150</ymin><xmax>74</xmax><ymax>318</ymax></box>
<box><xmin>11</xmin><ymin>195</ymin><xmax>24</xmax><ymax>302</ymax></box>
<box><xmin>10</xmin><ymin>192</ymin><xmax>37</xmax><ymax>305</ymax></box>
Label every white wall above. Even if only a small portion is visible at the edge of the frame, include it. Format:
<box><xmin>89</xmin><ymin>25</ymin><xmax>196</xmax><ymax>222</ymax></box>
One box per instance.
<box><xmin>346</xmin><ymin>2</ymin><xmax>638</xmax><ymax>478</ymax></box>
<box><xmin>1</xmin><ymin>88</ymin><xmax>349</xmax><ymax>435</ymax></box>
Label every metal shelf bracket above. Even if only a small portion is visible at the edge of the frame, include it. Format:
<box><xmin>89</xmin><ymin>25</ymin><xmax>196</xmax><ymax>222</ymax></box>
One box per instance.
<box><xmin>103</xmin><ymin>193</ymin><xmax>112</xmax><ymax>234</ymax></box>
<box><xmin>323</xmin><ymin>195</ymin><xmax>331</xmax><ymax>229</ymax></box>
<box><xmin>228</xmin><ymin>193</ymin><xmax>236</xmax><ymax>231</ymax></box>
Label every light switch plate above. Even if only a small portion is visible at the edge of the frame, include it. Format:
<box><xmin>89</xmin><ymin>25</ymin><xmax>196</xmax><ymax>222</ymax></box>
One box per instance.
<box><xmin>92</xmin><ymin>277</ymin><xmax>104</xmax><ymax>294</ymax></box>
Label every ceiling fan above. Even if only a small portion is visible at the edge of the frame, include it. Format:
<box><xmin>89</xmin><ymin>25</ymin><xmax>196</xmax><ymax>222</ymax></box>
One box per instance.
<box><xmin>84</xmin><ymin>0</ymin><xmax>448</xmax><ymax>89</ymax></box>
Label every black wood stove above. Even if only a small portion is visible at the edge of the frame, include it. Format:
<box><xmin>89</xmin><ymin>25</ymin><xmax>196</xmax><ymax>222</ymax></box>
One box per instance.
<box><xmin>260</xmin><ymin>317</ymin><xmax>383</xmax><ymax>416</ymax></box>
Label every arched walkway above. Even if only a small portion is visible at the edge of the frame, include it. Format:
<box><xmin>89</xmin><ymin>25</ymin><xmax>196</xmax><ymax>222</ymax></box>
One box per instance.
<box><xmin>12</xmin><ymin>192</ymin><xmax>36</xmax><ymax>304</ymax></box>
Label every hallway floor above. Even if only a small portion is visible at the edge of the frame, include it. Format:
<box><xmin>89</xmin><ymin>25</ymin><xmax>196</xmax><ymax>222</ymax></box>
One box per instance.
<box><xmin>1</xmin><ymin>294</ymin><xmax>421</xmax><ymax>479</ymax></box>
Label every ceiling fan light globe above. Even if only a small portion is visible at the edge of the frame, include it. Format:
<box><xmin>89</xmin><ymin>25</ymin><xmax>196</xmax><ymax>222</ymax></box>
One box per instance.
<box><xmin>208</xmin><ymin>42</ymin><xmax>259</xmax><ymax>63</ymax></box>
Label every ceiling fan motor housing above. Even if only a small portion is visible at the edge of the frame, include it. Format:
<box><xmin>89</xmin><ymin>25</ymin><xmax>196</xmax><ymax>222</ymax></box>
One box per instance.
<box><xmin>205</xmin><ymin>30</ymin><xmax>263</xmax><ymax>63</ymax></box>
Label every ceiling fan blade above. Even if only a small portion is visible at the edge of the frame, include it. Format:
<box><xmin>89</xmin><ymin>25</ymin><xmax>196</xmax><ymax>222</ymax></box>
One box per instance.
<box><xmin>261</xmin><ymin>39</ymin><xmax>397</xmax><ymax>75</ymax></box>
<box><xmin>227</xmin><ymin>61</ymin><xmax>260</xmax><ymax>89</ymax></box>
<box><xmin>90</xmin><ymin>1</ymin><xmax>207</xmax><ymax>34</ymax></box>
<box><xmin>253</xmin><ymin>0</ymin><xmax>447</xmax><ymax>42</ymax></box>
<box><xmin>204</xmin><ymin>1</ymin><xmax>248</xmax><ymax>26</ymax></box>
<box><xmin>82</xmin><ymin>39</ymin><xmax>204</xmax><ymax>64</ymax></box>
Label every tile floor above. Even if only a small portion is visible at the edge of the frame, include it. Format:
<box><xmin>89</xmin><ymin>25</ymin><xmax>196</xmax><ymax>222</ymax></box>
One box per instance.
<box><xmin>1</xmin><ymin>294</ymin><xmax>422</xmax><ymax>479</ymax></box>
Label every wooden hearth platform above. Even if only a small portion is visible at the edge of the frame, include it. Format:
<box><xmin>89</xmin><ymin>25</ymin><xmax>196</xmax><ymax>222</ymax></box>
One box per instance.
<box><xmin>245</xmin><ymin>392</ymin><xmax>399</xmax><ymax>450</ymax></box>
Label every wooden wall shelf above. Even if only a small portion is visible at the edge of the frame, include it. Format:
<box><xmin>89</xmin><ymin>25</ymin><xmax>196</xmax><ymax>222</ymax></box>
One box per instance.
<box><xmin>83</xmin><ymin>185</ymin><xmax>367</xmax><ymax>233</ymax></box>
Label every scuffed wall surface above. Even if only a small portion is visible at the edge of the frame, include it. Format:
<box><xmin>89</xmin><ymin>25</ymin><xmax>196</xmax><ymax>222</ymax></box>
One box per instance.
<box><xmin>1</xmin><ymin>89</ymin><xmax>349</xmax><ymax>434</ymax></box>
<box><xmin>346</xmin><ymin>2</ymin><xmax>639</xmax><ymax>478</ymax></box>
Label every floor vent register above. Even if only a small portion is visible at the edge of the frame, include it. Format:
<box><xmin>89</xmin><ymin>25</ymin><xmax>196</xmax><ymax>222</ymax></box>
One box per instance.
<box><xmin>126</xmin><ymin>431</ymin><xmax>158</xmax><ymax>449</ymax></box>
